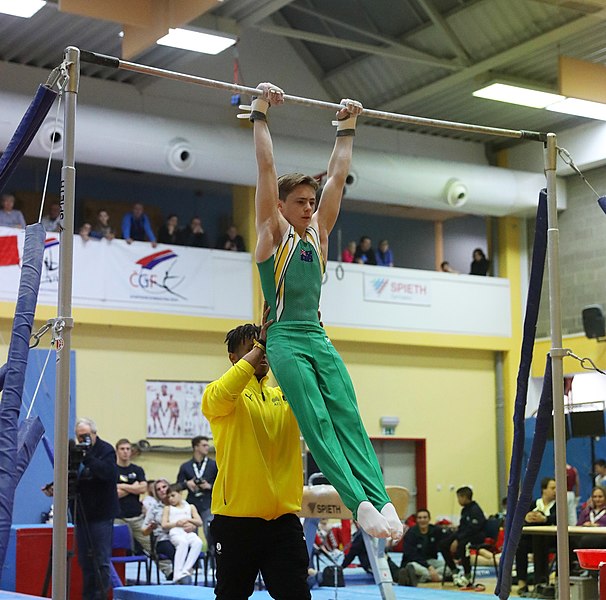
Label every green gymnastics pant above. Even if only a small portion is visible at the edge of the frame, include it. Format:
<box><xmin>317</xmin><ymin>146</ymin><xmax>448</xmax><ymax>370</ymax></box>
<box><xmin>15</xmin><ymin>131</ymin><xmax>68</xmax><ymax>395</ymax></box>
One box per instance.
<box><xmin>267</xmin><ymin>321</ymin><xmax>391</xmax><ymax>518</ymax></box>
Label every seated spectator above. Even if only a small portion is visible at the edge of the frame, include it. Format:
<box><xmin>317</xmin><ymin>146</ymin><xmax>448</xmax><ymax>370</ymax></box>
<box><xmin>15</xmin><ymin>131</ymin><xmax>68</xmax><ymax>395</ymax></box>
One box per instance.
<box><xmin>375</xmin><ymin>240</ymin><xmax>394</xmax><ymax>267</ymax></box>
<box><xmin>41</xmin><ymin>203</ymin><xmax>61</xmax><ymax>232</ymax></box>
<box><xmin>515</xmin><ymin>477</ymin><xmax>557</xmax><ymax>596</ymax></box>
<box><xmin>438</xmin><ymin>486</ymin><xmax>486</xmax><ymax>588</ymax></box>
<box><xmin>566</xmin><ymin>463</ymin><xmax>580</xmax><ymax>525</ymax></box>
<box><xmin>122</xmin><ymin>202</ymin><xmax>157</xmax><ymax>247</ymax></box>
<box><xmin>400</xmin><ymin>508</ymin><xmax>446</xmax><ymax>583</ymax></box>
<box><xmin>79</xmin><ymin>222</ymin><xmax>92</xmax><ymax>242</ymax></box>
<box><xmin>216</xmin><ymin>224</ymin><xmax>245</xmax><ymax>252</ymax></box>
<box><xmin>354</xmin><ymin>236</ymin><xmax>376</xmax><ymax>265</ymax></box>
<box><xmin>142</xmin><ymin>479</ymin><xmax>156</xmax><ymax>516</ymax></box>
<box><xmin>0</xmin><ymin>193</ymin><xmax>26</xmax><ymax>229</ymax></box>
<box><xmin>141</xmin><ymin>478</ymin><xmax>175</xmax><ymax>581</ymax></box>
<box><xmin>157</xmin><ymin>214</ymin><xmax>180</xmax><ymax>245</ymax></box>
<box><xmin>341</xmin><ymin>241</ymin><xmax>356</xmax><ymax>263</ymax></box>
<box><xmin>179</xmin><ymin>217</ymin><xmax>209</xmax><ymax>248</ymax></box>
<box><xmin>90</xmin><ymin>209</ymin><xmax>115</xmax><ymax>241</ymax></box>
<box><xmin>469</xmin><ymin>248</ymin><xmax>489</xmax><ymax>276</ymax></box>
<box><xmin>440</xmin><ymin>261</ymin><xmax>458</xmax><ymax>274</ymax></box>
<box><xmin>572</xmin><ymin>486</ymin><xmax>606</xmax><ymax>551</ymax></box>
<box><xmin>341</xmin><ymin>527</ymin><xmax>372</xmax><ymax>574</ymax></box>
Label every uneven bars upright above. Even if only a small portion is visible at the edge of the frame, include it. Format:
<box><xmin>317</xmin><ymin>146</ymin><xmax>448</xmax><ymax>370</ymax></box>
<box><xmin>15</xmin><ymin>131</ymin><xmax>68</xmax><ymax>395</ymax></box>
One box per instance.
<box><xmin>79</xmin><ymin>49</ymin><xmax>547</xmax><ymax>142</ymax></box>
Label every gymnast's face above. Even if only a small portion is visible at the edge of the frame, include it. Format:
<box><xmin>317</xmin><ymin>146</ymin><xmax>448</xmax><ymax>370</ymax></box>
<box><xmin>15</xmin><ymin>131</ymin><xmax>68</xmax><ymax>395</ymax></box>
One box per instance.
<box><xmin>279</xmin><ymin>184</ymin><xmax>316</xmax><ymax>232</ymax></box>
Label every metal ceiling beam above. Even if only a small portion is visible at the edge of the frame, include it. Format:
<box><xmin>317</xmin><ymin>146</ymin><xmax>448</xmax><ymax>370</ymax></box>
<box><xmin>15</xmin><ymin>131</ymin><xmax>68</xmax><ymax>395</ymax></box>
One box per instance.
<box><xmin>415</xmin><ymin>0</ymin><xmax>472</xmax><ymax>64</ymax></box>
<box><xmin>284</xmin><ymin>3</ymin><xmax>455</xmax><ymax>64</ymax></box>
<box><xmin>256</xmin><ymin>23</ymin><xmax>462</xmax><ymax>70</ymax></box>
<box><xmin>239</xmin><ymin>0</ymin><xmax>295</xmax><ymax>26</ymax></box>
<box><xmin>378</xmin><ymin>8</ymin><xmax>606</xmax><ymax>112</ymax></box>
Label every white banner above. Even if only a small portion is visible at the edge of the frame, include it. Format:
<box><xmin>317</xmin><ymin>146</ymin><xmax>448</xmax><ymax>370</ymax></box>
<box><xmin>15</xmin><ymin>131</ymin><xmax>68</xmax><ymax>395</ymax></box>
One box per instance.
<box><xmin>0</xmin><ymin>227</ymin><xmax>225</xmax><ymax>316</ymax></box>
<box><xmin>146</xmin><ymin>380</ymin><xmax>211</xmax><ymax>439</ymax></box>
<box><xmin>363</xmin><ymin>273</ymin><xmax>432</xmax><ymax>306</ymax></box>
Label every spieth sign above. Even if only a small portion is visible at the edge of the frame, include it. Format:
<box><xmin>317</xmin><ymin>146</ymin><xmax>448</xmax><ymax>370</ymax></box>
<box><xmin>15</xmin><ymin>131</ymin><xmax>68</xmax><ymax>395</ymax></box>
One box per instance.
<box><xmin>364</xmin><ymin>273</ymin><xmax>431</xmax><ymax>306</ymax></box>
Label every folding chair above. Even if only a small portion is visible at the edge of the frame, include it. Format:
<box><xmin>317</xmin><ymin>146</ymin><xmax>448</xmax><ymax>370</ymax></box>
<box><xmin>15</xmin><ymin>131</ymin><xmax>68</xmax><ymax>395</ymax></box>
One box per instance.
<box><xmin>111</xmin><ymin>524</ymin><xmax>151</xmax><ymax>585</ymax></box>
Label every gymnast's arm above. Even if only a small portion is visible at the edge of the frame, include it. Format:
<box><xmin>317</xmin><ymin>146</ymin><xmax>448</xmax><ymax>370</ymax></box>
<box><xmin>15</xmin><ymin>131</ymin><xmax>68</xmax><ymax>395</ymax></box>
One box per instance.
<box><xmin>252</xmin><ymin>83</ymin><xmax>287</xmax><ymax>263</ymax></box>
<box><xmin>315</xmin><ymin>99</ymin><xmax>363</xmax><ymax>241</ymax></box>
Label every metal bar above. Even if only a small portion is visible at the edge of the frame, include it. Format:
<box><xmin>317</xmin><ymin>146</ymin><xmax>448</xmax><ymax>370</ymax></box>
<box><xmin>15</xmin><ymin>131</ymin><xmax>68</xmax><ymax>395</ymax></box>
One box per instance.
<box><xmin>52</xmin><ymin>45</ymin><xmax>79</xmax><ymax>600</ymax></box>
<box><xmin>545</xmin><ymin>133</ymin><xmax>570</xmax><ymax>600</ymax></box>
<box><xmin>79</xmin><ymin>50</ymin><xmax>546</xmax><ymax>142</ymax></box>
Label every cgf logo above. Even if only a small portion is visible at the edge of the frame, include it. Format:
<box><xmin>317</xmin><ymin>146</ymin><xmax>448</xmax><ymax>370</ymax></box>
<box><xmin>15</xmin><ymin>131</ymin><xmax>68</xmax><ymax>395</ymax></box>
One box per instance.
<box><xmin>42</xmin><ymin>237</ymin><xmax>60</xmax><ymax>284</ymax></box>
<box><xmin>129</xmin><ymin>249</ymin><xmax>186</xmax><ymax>299</ymax></box>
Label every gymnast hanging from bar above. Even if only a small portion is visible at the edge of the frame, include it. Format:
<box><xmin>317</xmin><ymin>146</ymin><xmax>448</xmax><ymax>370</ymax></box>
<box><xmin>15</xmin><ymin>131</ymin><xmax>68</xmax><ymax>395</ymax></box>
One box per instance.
<box><xmin>242</xmin><ymin>82</ymin><xmax>403</xmax><ymax>541</ymax></box>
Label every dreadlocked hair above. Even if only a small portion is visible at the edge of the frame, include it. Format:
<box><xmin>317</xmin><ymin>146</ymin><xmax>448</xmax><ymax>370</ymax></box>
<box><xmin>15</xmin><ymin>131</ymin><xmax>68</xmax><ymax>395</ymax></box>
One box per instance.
<box><xmin>225</xmin><ymin>323</ymin><xmax>261</xmax><ymax>354</ymax></box>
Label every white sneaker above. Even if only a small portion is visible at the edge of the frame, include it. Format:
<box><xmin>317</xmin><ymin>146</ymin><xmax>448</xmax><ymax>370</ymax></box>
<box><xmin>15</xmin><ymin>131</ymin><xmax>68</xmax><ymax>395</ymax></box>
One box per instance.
<box><xmin>453</xmin><ymin>574</ymin><xmax>469</xmax><ymax>588</ymax></box>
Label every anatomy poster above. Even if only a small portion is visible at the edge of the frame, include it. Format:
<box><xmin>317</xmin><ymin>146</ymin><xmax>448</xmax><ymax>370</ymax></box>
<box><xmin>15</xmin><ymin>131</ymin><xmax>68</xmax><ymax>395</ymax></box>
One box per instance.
<box><xmin>146</xmin><ymin>380</ymin><xmax>211</xmax><ymax>439</ymax></box>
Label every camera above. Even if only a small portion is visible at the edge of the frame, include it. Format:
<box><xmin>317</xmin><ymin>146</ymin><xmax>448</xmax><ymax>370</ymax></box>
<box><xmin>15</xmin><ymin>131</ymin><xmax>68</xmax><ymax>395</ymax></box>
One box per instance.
<box><xmin>67</xmin><ymin>435</ymin><xmax>92</xmax><ymax>497</ymax></box>
<box><xmin>193</xmin><ymin>477</ymin><xmax>206</xmax><ymax>497</ymax></box>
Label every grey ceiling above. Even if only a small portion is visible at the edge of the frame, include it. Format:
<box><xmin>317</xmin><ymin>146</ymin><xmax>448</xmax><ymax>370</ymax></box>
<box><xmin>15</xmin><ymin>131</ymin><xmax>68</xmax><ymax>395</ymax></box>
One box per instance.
<box><xmin>1</xmin><ymin>0</ymin><xmax>606</xmax><ymax>148</ymax></box>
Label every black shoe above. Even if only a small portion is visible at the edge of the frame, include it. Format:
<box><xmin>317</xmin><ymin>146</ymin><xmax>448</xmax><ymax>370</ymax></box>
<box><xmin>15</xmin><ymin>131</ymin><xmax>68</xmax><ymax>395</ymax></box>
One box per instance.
<box><xmin>405</xmin><ymin>564</ymin><xmax>418</xmax><ymax>587</ymax></box>
<box><xmin>517</xmin><ymin>585</ymin><xmax>529</xmax><ymax>596</ymax></box>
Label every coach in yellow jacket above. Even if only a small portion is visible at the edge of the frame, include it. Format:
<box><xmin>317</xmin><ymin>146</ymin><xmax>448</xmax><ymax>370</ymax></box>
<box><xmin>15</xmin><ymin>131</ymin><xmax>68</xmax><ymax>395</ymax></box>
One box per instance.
<box><xmin>202</xmin><ymin>315</ymin><xmax>310</xmax><ymax>599</ymax></box>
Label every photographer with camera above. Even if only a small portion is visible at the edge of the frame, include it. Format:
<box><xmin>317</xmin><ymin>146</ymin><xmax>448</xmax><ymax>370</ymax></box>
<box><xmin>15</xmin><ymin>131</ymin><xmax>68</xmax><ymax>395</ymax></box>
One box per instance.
<box><xmin>43</xmin><ymin>417</ymin><xmax>119</xmax><ymax>600</ymax></box>
<box><xmin>176</xmin><ymin>436</ymin><xmax>217</xmax><ymax>548</ymax></box>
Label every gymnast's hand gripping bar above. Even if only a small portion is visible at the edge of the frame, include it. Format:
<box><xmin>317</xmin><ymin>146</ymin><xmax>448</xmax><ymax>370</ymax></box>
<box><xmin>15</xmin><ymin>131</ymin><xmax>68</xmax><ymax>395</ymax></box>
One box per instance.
<box><xmin>79</xmin><ymin>49</ymin><xmax>547</xmax><ymax>143</ymax></box>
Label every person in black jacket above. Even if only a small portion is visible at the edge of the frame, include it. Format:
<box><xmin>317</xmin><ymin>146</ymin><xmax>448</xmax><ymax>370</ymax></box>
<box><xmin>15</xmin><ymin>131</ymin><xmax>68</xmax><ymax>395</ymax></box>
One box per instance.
<box><xmin>42</xmin><ymin>418</ymin><xmax>120</xmax><ymax>600</ymax></box>
<box><xmin>438</xmin><ymin>486</ymin><xmax>486</xmax><ymax>587</ymax></box>
<box><xmin>469</xmin><ymin>248</ymin><xmax>489</xmax><ymax>276</ymax></box>
<box><xmin>515</xmin><ymin>477</ymin><xmax>557</xmax><ymax>596</ymax></box>
<box><xmin>400</xmin><ymin>509</ymin><xmax>446</xmax><ymax>583</ymax></box>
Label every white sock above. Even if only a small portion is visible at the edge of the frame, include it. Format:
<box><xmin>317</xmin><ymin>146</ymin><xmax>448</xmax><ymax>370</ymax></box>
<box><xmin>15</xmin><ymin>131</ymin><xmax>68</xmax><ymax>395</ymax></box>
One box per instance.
<box><xmin>380</xmin><ymin>502</ymin><xmax>404</xmax><ymax>542</ymax></box>
<box><xmin>357</xmin><ymin>501</ymin><xmax>390</xmax><ymax>538</ymax></box>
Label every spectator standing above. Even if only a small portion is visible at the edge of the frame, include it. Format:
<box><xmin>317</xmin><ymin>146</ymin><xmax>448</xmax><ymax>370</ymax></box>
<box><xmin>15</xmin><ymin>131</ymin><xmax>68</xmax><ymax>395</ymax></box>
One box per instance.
<box><xmin>469</xmin><ymin>248</ymin><xmax>489</xmax><ymax>276</ymax></box>
<box><xmin>216</xmin><ymin>224</ymin><xmax>245</xmax><ymax>252</ymax></box>
<box><xmin>438</xmin><ymin>486</ymin><xmax>486</xmax><ymax>587</ymax></box>
<box><xmin>566</xmin><ymin>463</ymin><xmax>580</xmax><ymax>525</ymax></box>
<box><xmin>122</xmin><ymin>202</ymin><xmax>157</xmax><ymax>247</ymax></box>
<box><xmin>176</xmin><ymin>436</ymin><xmax>217</xmax><ymax>550</ymax></box>
<box><xmin>354</xmin><ymin>236</ymin><xmax>377</xmax><ymax>265</ymax></box>
<box><xmin>78</xmin><ymin>222</ymin><xmax>92</xmax><ymax>242</ymax></box>
<box><xmin>594</xmin><ymin>459</ymin><xmax>606</xmax><ymax>487</ymax></box>
<box><xmin>400</xmin><ymin>508</ymin><xmax>446</xmax><ymax>583</ymax></box>
<box><xmin>179</xmin><ymin>216</ymin><xmax>209</xmax><ymax>248</ymax></box>
<box><xmin>41</xmin><ymin>203</ymin><xmax>61</xmax><ymax>232</ymax></box>
<box><xmin>115</xmin><ymin>438</ymin><xmax>151</xmax><ymax>555</ymax></box>
<box><xmin>90</xmin><ymin>209</ymin><xmax>115</xmax><ymax>241</ymax></box>
<box><xmin>341</xmin><ymin>241</ymin><xmax>356</xmax><ymax>263</ymax></box>
<box><xmin>0</xmin><ymin>193</ymin><xmax>26</xmax><ymax>229</ymax></box>
<box><xmin>157</xmin><ymin>214</ymin><xmax>180</xmax><ymax>245</ymax></box>
<box><xmin>375</xmin><ymin>240</ymin><xmax>394</xmax><ymax>267</ymax></box>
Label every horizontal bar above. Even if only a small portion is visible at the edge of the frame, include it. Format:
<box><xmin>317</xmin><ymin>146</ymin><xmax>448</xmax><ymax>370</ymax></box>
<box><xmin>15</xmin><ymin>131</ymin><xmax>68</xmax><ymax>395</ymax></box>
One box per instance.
<box><xmin>79</xmin><ymin>49</ymin><xmax>547</xmax><ymax>142</ymax></box>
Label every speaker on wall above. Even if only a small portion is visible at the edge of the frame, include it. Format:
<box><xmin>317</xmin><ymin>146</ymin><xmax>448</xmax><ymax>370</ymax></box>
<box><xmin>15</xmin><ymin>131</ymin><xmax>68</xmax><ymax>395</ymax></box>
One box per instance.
<box><xmin>582</xmin><ymin>305</ymin><xmax>606</xmax><ymax>339</ymax></box>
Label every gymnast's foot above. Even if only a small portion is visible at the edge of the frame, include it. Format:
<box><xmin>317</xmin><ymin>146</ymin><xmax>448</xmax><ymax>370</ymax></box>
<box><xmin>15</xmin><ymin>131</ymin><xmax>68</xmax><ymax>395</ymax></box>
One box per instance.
<box><xmin>357</xmin><ymin>501</ymin><xmax>390</xmax><ymax>538</ymax></box>
<box><xmin>381</xmin><ymin>502</ymin><xmax>404</xmax><ymax>542</ymax></box>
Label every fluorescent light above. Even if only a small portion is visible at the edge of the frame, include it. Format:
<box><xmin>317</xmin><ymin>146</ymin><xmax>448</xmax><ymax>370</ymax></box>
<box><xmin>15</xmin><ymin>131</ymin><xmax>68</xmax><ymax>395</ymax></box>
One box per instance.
<box><xmin>547</xmin><ymin>97</ymin><xmax>606</xmax><ymax>121</ymax></box>
<box><xmin>473</xmin><ymin>83</ymin><xmax>564</xmax><ymax>109</ymax></box>
<box><xmin>157</xmin><ymin>28</ymin><xmax>236</xmax><ymax>55</ymax></box>
<box><xmin>0</xmin><ymin>0</ymin><xmax>45</xmax><ymax>17</ymax></box>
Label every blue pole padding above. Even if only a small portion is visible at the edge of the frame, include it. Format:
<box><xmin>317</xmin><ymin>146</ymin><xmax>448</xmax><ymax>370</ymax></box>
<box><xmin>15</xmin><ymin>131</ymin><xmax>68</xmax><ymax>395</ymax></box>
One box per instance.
<box><xmin>0</xmin><ymin>223</ymin><xmax>45</xmax><ymax>572</ymax></box>
<box><xmin>16</xmin><ymin>417</ymin><xmax>45</xmax><ymax>481</ymax></box>
<box><xmin>598</xmin><ymin>196</ymin><xmax>606</xmax><ymax>215</ymax></box>
<box><xmin>0</xmin><ymin>363</ymin><xmax>6</xmax><ymax>392</ymax></box>
<box><xmin>0</xmin><ymin>85</ymin><xmax>57</xmax><ymax>196</ymax></box>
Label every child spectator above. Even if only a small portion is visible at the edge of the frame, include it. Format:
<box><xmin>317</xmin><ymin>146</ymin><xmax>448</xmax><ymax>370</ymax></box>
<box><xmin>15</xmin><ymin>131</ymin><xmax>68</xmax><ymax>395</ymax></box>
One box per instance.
<box><xmin>90</xmin><ymin>209</ymin><xmax>115</xmax><ymax>241</ymax></box>
<box><xmin>341</xmin><ymin>241</ymin><xmax>356</xmax><ymax>263</ymax></box>
<box><xmin>162</xmin><ymin>485</ymin><xmax>203</xmax><ymax>584</ymax></box>
<box><xmin>79</xmin><ymin>222</ymin><xmax>92</xmax><ymax>242</ymax></box>
<box><xmin>375</xmin><ymin>240</ymin><xmax>394</xmax><ymax>267</ymax></box>
<box><xmin>440</xmin><ymin>261</ymin><xmax>458</xmax><ymax>274</ymax></box>
<box><xmin>41</xmin><ymin>203</ymin><xmax>61</xmax><ymax>232</ymax></box>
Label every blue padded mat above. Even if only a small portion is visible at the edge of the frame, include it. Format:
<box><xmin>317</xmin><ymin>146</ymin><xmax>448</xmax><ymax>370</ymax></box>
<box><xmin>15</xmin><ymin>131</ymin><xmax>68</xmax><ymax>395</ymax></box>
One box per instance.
<box><xmin>114</xmin><ymin>583</ymin><xmax>491</xmax><ymax>599</ymax></box>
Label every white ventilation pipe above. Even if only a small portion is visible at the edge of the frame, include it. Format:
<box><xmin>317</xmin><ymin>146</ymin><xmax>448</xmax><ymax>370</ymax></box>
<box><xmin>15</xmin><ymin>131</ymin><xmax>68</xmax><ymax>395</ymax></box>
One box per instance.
<box><xmin>0</xmin><ymin>92</ymin><xmax>563</xmax><ymax>216</ymax></box>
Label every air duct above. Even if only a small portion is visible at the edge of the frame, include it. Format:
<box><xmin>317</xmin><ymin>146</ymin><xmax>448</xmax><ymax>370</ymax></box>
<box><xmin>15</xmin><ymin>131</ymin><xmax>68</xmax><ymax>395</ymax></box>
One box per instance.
<box><xmin>0</xmin><ymin>91</ymin><xmax>565</xmax><ymax>217</ymax></box>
